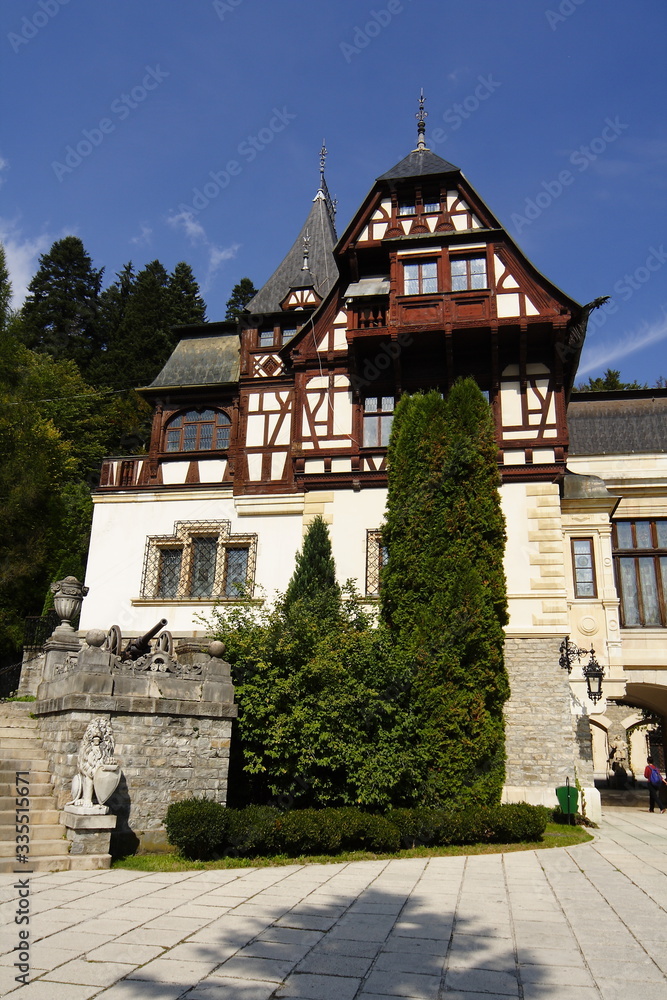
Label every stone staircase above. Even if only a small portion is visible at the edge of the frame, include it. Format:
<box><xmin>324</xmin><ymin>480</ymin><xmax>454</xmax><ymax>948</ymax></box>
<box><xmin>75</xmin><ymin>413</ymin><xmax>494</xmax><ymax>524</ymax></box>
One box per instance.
<box><xmin>0</xmin><ymin>702</ymin><xmax>109</xmax><ymax>871</ymax></box>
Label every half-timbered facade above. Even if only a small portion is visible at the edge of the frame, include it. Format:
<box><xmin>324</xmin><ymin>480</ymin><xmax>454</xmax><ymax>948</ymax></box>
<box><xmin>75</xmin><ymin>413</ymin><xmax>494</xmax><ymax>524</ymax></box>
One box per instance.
<box><xmin>81</xmin><ymin>122</ymin><xmax>667</xmax><ymax>816</ymax></box>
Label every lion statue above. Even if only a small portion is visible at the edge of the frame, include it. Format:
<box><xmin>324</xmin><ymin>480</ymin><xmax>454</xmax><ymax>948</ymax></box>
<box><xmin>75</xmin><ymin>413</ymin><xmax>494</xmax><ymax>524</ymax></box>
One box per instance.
<box><xmin>69</xmin><ymin>718</ymin><xmax>120</xmax><ymax>812</ymax></box>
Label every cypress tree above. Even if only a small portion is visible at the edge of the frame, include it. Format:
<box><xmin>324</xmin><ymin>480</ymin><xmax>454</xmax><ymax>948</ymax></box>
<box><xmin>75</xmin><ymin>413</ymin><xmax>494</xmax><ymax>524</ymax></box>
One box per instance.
<box><xmin>21</xmin><ymin>236</ymin><xmax>103</xmax><ymax>373</ymax></box>
<box><xmin>284</xmin><ymin>515</ymin><xmax>339</xmax><ymax>612</ymax></box>
<box><xmin>381</xmin><ymin>382</ymin><xmax>509</xmax><ymax>806</ymax></box>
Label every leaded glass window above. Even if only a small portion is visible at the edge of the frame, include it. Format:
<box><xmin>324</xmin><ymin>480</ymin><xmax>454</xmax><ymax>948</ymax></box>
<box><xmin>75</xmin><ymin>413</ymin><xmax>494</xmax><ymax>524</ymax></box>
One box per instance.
<box><xmin>225</xmin><ymin>548</ymin><xmax>249</xmax><ymax>597</ymax></box>
<box><xmin>157</xmin><ymin>549</ymin><xmax>182</xmax><ymax>599</ymax></box>
<box><xmin>403</xmin><ymin>260</ymin><xmax>438</xmax><ymax>295</ymax></box>
<box><xmin>571</xmin><ymin>538</ymin><xmax>596</xmax><ymax>598</ymax></box>
<box><xmin>164</xmin><ymin>410</ymin><xmax>231</xmax><ymax>452</ymax></box>
<box><xmin>363</xmin><ymin>396</ymin><xmax>394</xmax><ymax>448</ymax></box>
<box><xmin>450</xmin><ymin>255</ymin><xmax>488</xmax><ymax>291</ymax></box>
<box><xmin>191</xmin><ymin>537</ymin><xmax>218</xmax><ymax>598</ymax></box>
<box><xmin>141</xmin><ymin>521</ymin><xmax>256</xmax><ymax>601</ymax></box>
<box><xmin>613</xmin><ymin>520</ymin><xmax>667</xmax><ymax>627</ymax></box>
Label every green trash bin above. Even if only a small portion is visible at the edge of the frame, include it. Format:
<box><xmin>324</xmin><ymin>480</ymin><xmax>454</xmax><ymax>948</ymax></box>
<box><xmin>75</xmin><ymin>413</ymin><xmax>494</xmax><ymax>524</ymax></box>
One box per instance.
<box><xmin>556</xmin><ymin>783</ymin><xmax>578</xmax><ymax>821</ymax></box>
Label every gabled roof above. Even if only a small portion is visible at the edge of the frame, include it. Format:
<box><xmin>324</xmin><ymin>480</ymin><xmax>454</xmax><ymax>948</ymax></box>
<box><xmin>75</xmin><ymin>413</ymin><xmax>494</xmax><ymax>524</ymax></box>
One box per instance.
<box><xmin>377</xmin><ymin>147</ymin><xmax>459</xmax><ymax>180</ymax></box>
<box><xmin>246</xmin><ymin>192</ymin><xmax>338</xmax><ymax>314</ymax></box>
<box><xmin>143</xmin><ymin>323</ymin><xmax>239</xmax><ymax>391</ymax></box>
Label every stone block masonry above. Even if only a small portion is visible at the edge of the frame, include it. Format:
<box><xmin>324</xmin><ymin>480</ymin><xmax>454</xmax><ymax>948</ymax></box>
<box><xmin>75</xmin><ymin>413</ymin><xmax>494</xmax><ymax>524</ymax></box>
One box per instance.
<box><xmin>503</xmin><ymin>636</ymin><xmax>580</xmax><ymax>797</ymax></box>
<box><xmin>33</xmin><ymin>638</ymin><xmax>236</xmax><ymax>853</ymax></box>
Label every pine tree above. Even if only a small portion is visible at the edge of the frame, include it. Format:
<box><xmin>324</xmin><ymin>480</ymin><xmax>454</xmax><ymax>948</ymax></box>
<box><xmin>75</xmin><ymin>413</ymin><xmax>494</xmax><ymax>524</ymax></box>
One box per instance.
<box><xmin>225</xmin><ymin>277</ymin><xmax>257</xmax><ymax>322</ymax></box>
<box><xmin>574</xmin><ymin>368</ymin><xmax>646</xmax><ymax>391</ymax></box>
<box><xmin>284</xmin><ymin>515</ymin><xmax>339</xmax><ymax>612</ymax></box>
<box><xmin>20</xmin><ymin>236</ymin><xmax>103</xmax><ymax>373</ymax></box>
<box><xmin>0</xmin><ymin>244</ymin><xmax>11</xmax><ymax>332</ymax></box>
<box><xmin>168</xmin><ymin>262</ymin><xmax>207</xmax><ymax>326</ymax></box>
<box><xmin>381</xmin><ymin>382</ymin><xmax>509</xmax><ymax>806</ymax></box>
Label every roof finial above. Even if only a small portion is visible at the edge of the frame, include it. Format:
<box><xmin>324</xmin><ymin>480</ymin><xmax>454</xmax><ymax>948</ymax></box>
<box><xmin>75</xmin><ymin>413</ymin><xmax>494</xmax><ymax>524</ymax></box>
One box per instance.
<box><xmin>415</xmin><ymin>88</ymin><xmax>428</xmax><ymax>151</ymax></box>
<box><xmin>315</xmin><ymin>140</ymin><xmax>337</xmax><ymax>229</ymax></box>
<box><xmin>320</xmin><ymin>140</ymin><xmax>327</xmax><ymax>185</ymax></box>
<box><xmin>302</xmin><ymin>232</ymin><xmax>311</xmax><ymax>271</ymax></box>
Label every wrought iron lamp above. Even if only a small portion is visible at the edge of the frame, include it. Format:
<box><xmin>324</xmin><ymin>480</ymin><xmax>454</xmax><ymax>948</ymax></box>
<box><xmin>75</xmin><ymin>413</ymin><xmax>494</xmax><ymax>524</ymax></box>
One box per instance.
<box><xmin>559</xmin><ymin>635</ymin><xmax>605</xmax><ymax>704</ymax></box>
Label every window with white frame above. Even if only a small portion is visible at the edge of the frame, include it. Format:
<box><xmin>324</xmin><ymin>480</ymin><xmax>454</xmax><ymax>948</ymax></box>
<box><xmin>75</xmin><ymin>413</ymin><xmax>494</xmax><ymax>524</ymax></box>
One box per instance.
<box><xmin>613</xmin><ymin>519</ymin><xmax>667</xmax><ymax>627</ymax></box>
<box><xmin>403</xmin><ymin>259</ymin><xmax>438</xmax><ymax>295</ymax></box>
<box><xmin>142</xmin><ymin>521</ymin><xmax>257</xmax><ymax>601</ymax></box>
<box><xmin>363</xmin><ymin>396</ymin><xmax>394</xmax><ymax>447</ymax></box>
<box><xmin>450</xmin><ymin>255</ymin><xmax>487</xmax><ymax>291</ymax></box>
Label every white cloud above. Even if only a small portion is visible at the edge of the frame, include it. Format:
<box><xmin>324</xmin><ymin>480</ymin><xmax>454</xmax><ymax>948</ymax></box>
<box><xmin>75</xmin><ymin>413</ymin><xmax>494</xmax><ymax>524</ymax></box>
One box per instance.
<box><xmin>130</xmin><ymin>223</ymin><xmax>153</xmax><ymax>247</ymax></box>
<box><xmin>0</xmin><ymin>218</ymin><xmax>52</xmax><ymax>308</ymax></box>
<box><xmin>0</xmin><ymin>155</ymin><xmax>8</xmax><ymax>186</ymax></box>
<box><xmin>578</xmin><ymin>313</ymin><xmax>667</xmax><ymax>376</ymax></box>
<box><xmin>166</xmin><ymin>209</ymin><xmax>239</xmax><ymax>291</ymax></box>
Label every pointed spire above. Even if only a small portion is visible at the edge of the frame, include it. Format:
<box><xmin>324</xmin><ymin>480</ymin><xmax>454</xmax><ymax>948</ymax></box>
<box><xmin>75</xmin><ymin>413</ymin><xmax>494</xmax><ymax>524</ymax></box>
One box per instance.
<box><xmin>315</xmin><ymin>139</ymin><xmax>337</xmax><ymax>228</ymax></box>
<box><xmin>415</xmin><ymin>89</ymin><xmax>429</xmax><ymax>151</ymax></box>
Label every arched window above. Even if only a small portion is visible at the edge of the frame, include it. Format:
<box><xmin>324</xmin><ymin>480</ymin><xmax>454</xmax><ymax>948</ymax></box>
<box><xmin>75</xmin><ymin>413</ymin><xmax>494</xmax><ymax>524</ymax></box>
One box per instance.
<box><xmin>164</xmin><ymin>409</ymin><xmax>231</xmax><ymax>453</ymax></box>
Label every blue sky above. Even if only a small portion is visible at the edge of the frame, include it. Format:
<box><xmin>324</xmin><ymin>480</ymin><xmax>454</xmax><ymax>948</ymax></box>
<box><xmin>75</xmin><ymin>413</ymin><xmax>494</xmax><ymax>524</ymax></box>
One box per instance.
<box><xmin>1</xmin><ymin>0</ymin><xmax>666</xmax><ymax>384</ymax></box>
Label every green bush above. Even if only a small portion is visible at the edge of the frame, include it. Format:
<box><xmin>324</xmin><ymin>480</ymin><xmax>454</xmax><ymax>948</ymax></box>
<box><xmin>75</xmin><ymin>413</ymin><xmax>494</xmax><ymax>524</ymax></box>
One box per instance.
<box><xmin>225</xmin><ymin>805</ymin><xmax>281</xmax><ymax>856</ymax></box>
<box><xmin>386</xmin><ymin>803</ymin><xmax>548</xmax><ymax>847</ymax></box>
<box><xmin>164</xmin><ymin>798</ymin><xmax>228</xmax><ymax>860</ymax></box>
<box><xmin>275</xmin><ymin>807</ymin><xmax>401</xmax><ymax>856</ymax></box>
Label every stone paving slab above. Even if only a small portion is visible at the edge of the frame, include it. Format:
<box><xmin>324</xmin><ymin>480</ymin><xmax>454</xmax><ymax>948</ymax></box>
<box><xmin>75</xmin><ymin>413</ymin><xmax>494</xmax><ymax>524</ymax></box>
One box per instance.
<box><xmin>0</xmin><ymin>808</ymin><xmax>666</xmax><ymax>998</ymax></box>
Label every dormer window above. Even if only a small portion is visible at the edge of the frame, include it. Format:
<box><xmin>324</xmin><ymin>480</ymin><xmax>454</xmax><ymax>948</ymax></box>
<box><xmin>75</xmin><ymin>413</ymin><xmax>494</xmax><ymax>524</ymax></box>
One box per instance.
<box><xmin>164</xmin><ymin>409</ymin><xmax>231</xmax><ymax>453</ymax></box>
<box><xmin>398</xmin><ymin>199</ymin><xmax>415</xmax><ymax>216</ymax></box>
<box><xmin>423</xmin><ymin>192</ymin><xmax>440</xmax><ymax>212</ymax></box>
<box><xmin>451</xmin><ymin>255</ymin><xmax>487</xmax><ymax>291</ymax></box>
<box><xmin>403</xmin><ymin>260</ymin><xmax>438</xmax><ymax>295</ymax></box>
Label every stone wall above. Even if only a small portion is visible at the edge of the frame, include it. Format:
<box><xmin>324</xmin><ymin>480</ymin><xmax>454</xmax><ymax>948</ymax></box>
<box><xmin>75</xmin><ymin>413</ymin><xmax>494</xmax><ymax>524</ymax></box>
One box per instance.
<box><xmin>503</xmin><ymin>636</ymin><xmax>578</xmax><ymax>797</ymax></box>
<box><xmin>37</xmin><ymin>708</ymin><xmax>232</xmax><ymax>853</ymax></box>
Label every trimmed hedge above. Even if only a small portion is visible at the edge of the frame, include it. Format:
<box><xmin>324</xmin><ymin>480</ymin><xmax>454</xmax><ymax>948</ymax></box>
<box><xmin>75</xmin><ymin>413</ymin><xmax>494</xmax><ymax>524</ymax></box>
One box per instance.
<box><xmin>165</xmin><ymin>799</ymin><xmax>549</xmax><ymax>861</ymax></box>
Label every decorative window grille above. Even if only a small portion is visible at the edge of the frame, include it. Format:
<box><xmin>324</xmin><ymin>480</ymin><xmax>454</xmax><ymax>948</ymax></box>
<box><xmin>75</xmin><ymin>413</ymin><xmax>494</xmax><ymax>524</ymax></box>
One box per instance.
<box><xmin>366</xmin><ymin>529</ymin><xmax>388</xmax><ymax>597</ymax></box>
<box><xmin>164</xmin><ymin>409</ymin><xmax>231</xmax><ymax>453</ymax></box>
<box><xmin>450</xmin><ymin>255</ymin><xmax>487</xmax><ymax>291</ymax></box>
<box><xmin>403</xmin><ymin>260</ymin><xmax>438</xmax><ymax>295</ymax></box>
<box><xmin>571</xmin><ymin>538</ymin><xmax>597</xmax><ymax>598</ymax></box>
<box><xmin>363</xmin><ymin>396</ymin><xmax>394</xmax><ymax>448</ymax></box>
<box><xmin>141</xmin><ymin>521</ymin><xmax>257</xmax><ymax>601</ymax></box>
<box><xmin>613</xmin><ymin>519</ymin><xmax>667</xmax><ymax>627</ymax></box>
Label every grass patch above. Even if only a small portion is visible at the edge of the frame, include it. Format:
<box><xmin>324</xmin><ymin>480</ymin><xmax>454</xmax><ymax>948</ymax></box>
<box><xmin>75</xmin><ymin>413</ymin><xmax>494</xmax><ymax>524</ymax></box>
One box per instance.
<box><xmin>1</xmin><ymin>695</ymin><xmax>36</xmax><ymax>702</ymax></box>
<box><xmin>112</xmin><ymin>822</ymin><xmax>592</xmax><ymax>872</ymax></box>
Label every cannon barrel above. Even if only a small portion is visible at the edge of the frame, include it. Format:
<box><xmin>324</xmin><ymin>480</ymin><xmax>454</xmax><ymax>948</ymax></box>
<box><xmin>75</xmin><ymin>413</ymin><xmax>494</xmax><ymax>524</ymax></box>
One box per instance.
<box><xmin>121</xmin><ymin>618</ymin><xmax>168</xmax><ymax>661</ymax></box>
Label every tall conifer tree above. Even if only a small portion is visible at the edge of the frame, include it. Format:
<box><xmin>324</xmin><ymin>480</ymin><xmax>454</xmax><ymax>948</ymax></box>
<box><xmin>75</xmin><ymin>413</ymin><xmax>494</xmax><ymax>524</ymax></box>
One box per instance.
<box><xmin>225</xmin><ymin>277</ymin><xmax>257</xmax><ymax>322</ymax></box>
<box><xmin>284</xmin><ymin>515</ymin><xmax>339</xmax><ymax>612</ymax></box>
<box><xmin>381</xmin><ymin>382</ymin><xmax>509</xmax><ymax>806</ymax></box>
<box><xmin>168</xmin><ymin>261</ymin><xmax>207</xmax><ymax>326</ymax></box>
<box><xmin>21</xmin><ymin>236</ymin><xmax>103</xmax><ymax>373</ymax></box>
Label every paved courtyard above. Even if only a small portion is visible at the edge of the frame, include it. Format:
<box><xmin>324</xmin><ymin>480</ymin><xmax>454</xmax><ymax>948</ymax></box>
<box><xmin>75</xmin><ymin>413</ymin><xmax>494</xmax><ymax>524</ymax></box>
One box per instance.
<box><xmin>1</xmin><ymin>808</ymin><xmax>666</xmax><ymax>1000</ymax></box>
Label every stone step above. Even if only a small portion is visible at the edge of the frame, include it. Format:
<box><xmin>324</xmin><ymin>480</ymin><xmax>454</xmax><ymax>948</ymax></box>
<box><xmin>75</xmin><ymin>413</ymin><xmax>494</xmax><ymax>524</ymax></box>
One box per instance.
<box><xmin>0</xmin><ymin>809</ymin><xmax>60</xmax><ymax>825</ymax></box>
<box><xmin>0</xmin><ymin>797</ymin><xmax>59</xmax><ymax>811</ymax></box>
<box><xmin>0</xmin><ymin>854</ymin><xmax>111</xmax><ymax>873</ymax></box>
<box><xmin>0</xmin><ymin>719</ymin><xmax>39</xmax><ymax>730</ymax></box>
<box><xmin>0</xmin><ymin>823</ymin><xmax>66</xmax><ymax>842</ymax></box>
<box><xmin>0</xmin><ymin>783</ymin><xmax>56</xmax><ymax>798</ymax></box>
<box><xmin>0</xmin><ymin>762</ymin><xmax>52</xmax><ymax>775</ymax></box>
<box><xmin>0</xmin><ymin>739</ymin><xmax>48</xmax><ymax>754</ymax></box>
<box><xmin>0</xmin><ymin>838</ymin><xmax>69</xmax><ymax>858</ymax></box>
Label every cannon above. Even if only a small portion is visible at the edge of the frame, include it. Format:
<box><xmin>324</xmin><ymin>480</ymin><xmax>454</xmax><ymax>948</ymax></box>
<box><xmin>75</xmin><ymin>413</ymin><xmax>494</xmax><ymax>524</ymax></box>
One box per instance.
<box><xmin>120</xmin><ymin>619</ymin><xmax>168</xmax><ymax>662</ymax></box>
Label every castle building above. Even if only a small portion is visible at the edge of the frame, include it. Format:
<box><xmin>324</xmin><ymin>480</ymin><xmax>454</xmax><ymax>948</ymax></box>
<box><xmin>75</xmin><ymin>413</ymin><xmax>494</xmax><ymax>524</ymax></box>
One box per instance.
<box><xmin>81</xmin><ymin>108</ymin><xmax>667</xmax><ymax>818</ymax></box>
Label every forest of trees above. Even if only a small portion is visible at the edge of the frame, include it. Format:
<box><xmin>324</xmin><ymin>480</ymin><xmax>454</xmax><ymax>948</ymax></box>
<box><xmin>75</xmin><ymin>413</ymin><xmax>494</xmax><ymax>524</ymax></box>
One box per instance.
<box><xmin>0</xmin><ymin>235</ymin><xmax>252</xmax><ymax>666</ymax></box>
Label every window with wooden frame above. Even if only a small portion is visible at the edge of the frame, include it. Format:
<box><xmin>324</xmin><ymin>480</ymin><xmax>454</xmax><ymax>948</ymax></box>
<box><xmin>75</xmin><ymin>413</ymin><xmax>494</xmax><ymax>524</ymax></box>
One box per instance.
<box><xmin>422</xmin><ymin>191</ymin><xmax>441</xmax><ymax>213</ymax></box>
<box><xmin>259</xmin><ymin>327</ymin><xmax>275</xmax><ymax>348</ymax></box>
<box><xmin>366</xmin><ymin>530</ymin><xmax>388</xmax><ymax>597</ymax></box>
<box><xmin>362</xmin><ymin>395</ymin><xmax>394</xmax><ymax>448</ymax></box>
<box><xmin>450</xmin><ymin>254</ymin><xmax>488</xmax><ymax>291</ymax></box>
<box><xmin>141</xmin><ymin>521</ymin><xmax>257</xmax><ymax>601</ymax></box>
<box><xmin>403</xmin><ymin>259</ymin><xmax>438</xmax><ymax>295</ymax></box>
<box><xmin>571</xmin><ymin>537</ymin><xmax>597</xmax><ymax>598</ymax></box>
<box><xmin>398</xmin><ymin>197</ymin><xmax>415</xmax><ymax>216</ymax></box>
<box><xmin>164</xmin><ymin>409</ymin><xmax>231</xmax><ymax>453</ymax></box>
<box><xmin>613</xmin><ymin>519</ymin><xmax>667</xmax><ymax>627</ymax></box>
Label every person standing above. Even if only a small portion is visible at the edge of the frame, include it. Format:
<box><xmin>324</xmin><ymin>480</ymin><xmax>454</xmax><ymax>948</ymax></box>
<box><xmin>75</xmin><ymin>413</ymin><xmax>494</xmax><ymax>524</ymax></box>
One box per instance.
<box><xmin>644</xmin><ymin>757</ymin><xmax>667</xmax><ymax>813</ymax></box>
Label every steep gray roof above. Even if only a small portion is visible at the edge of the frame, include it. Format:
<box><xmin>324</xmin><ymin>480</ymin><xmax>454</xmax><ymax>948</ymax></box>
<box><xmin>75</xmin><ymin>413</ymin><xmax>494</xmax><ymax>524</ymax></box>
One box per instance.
<box><xmin>146</xmin><ymin>327</ymin><xmax>239</xmax><ymax>389</ymax></box>
<box><xmin>377</xmin><ymin>148</ymin><xmax>459</xmax><ymax>180</ymax></box>
<box><xmin>247</xmin><ymin>193</ymin><xmax>337</xmax><ymax>314</ymax></box>
<box><xmin>568</xmin><ymin>392</ymin><xmax>667</xmax><ymax>455</ymax></box>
